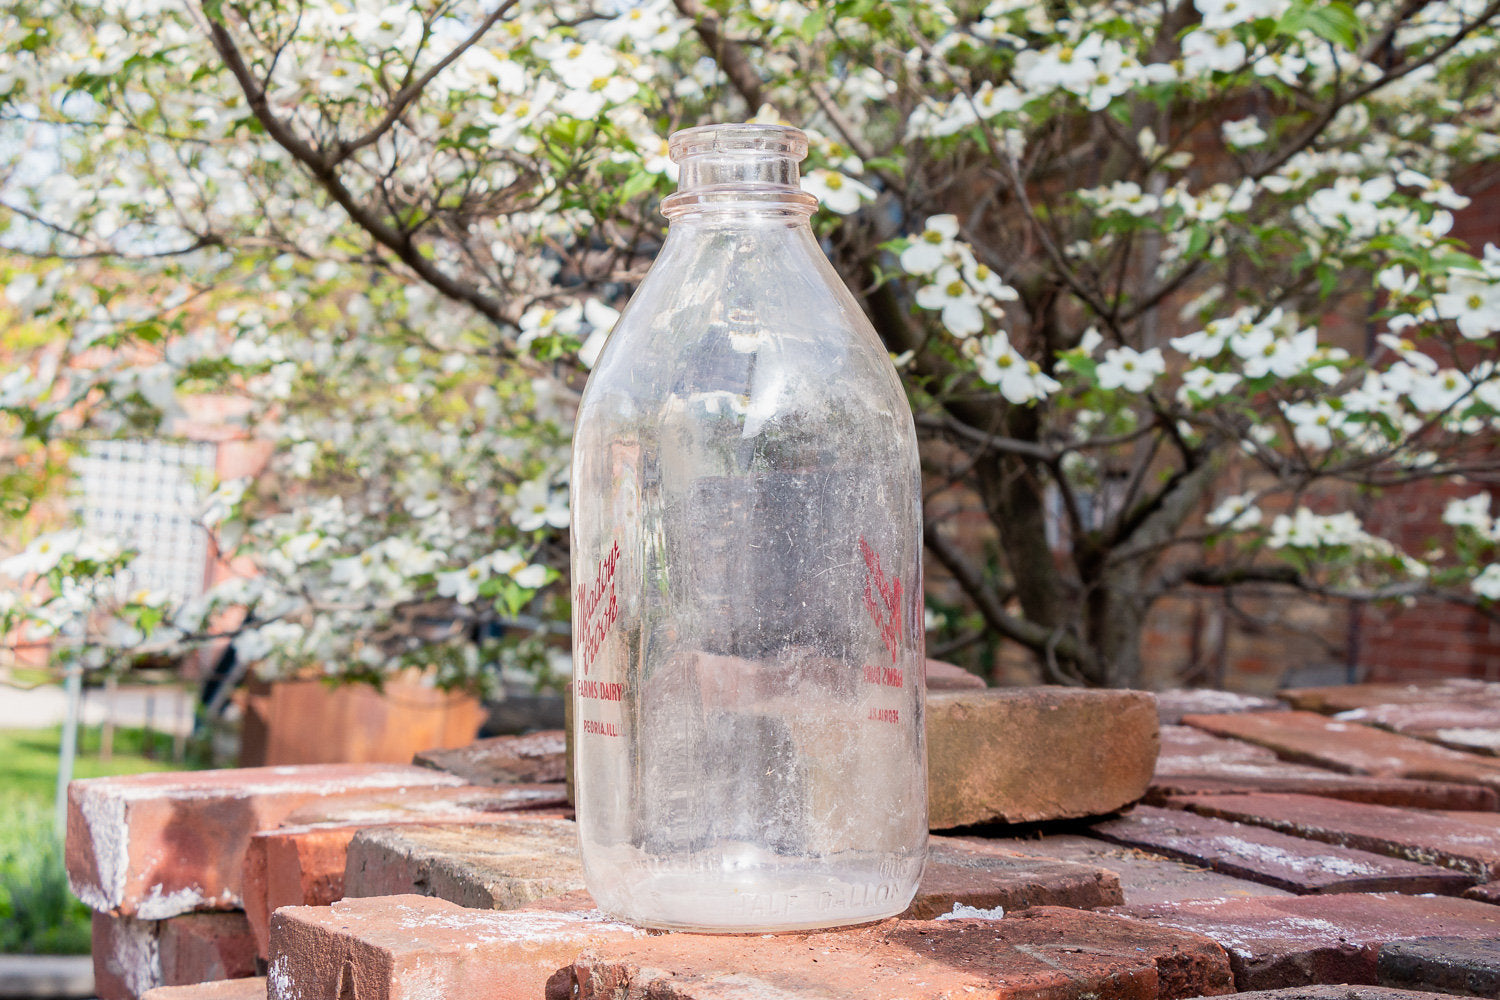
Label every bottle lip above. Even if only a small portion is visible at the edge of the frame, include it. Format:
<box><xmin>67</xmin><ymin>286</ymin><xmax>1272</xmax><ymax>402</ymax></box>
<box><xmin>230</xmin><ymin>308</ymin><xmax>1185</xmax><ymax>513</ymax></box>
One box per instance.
<box><xmin>668</xmin><ymin>123</ymin><xmax>809</xmax><ymax>163</ymax></box>
<box><xmin>661</xmin><ymin>186</ymin><xmax>818</xmax><ymax>219</ymax></box>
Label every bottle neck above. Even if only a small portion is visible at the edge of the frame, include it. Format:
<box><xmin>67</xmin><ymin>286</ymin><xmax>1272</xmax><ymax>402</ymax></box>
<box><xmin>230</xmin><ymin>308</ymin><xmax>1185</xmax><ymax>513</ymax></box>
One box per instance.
<box><xmin>662</xmin><ymin>123</ymin><xmax>817</xmax><ymax>221</ymax></box>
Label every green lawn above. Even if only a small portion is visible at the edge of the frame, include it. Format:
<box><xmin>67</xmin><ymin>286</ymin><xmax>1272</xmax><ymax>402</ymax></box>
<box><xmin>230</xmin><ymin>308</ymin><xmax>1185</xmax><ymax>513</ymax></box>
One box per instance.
<box><xmin>1</xmin><ymin>725</ymin><xmax>208</xmax><ymax>954</ymax></box>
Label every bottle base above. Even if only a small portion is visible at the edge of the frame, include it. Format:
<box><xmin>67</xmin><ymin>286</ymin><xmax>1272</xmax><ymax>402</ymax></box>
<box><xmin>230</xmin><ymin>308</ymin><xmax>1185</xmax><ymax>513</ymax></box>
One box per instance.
<box><xmin>585</xmin><ymin>851</ymin><xmax>921</xmax><ymax>933</ymax></box>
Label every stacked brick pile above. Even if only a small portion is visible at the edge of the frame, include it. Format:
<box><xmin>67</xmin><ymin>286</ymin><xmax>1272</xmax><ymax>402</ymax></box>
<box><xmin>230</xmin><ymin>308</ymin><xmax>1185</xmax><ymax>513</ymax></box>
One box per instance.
<box><xmin>66</xmin><ymin>674</ymin><xmax>1500</xmax><ymax>1000</ymax></box>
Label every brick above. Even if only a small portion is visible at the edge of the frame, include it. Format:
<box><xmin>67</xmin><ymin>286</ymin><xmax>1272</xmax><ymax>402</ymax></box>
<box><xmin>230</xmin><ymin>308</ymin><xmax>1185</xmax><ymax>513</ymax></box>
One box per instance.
<box><xmin>901</xmin><ymin>835</ymin><xmax>1122</xmax><ymax>918</ymax></box>
<box><xmin>1191</xmin><ymin>987</ymin><xmax>1463</xmax><ymax>1000</ymax></box>
<box><xmin>1337</xmin><ymin>702</ymin><xmax>1500</xmax><ymax>756</ymax></box>
<box><xmin>143</xmin><ymin>979</ymin><xmax>267</xmax><ymax>1000</ymax></box>
<box><xmin>1379</xmin><ymin>937</ymin><xmax>1500</xmax><ymax>997</ymax></box>
<box><xmin>924</xmin><ymin>657</ymin><xmax>987</xmax><ymax>690</ymax></box>
<box><xmin>962</xmin><ymin>833</ymin><xmax>1295</xmax><ymax>906</ymax></box>
<box><xmin>1091</xmin><ymin>805</ymin><xmax>1475</xmax><ymax>896</ymax></box>
<box><xmin>93</xmin><ymin>911</ymin><xmax>257</xmax><ymax>1000</ymax></box>
<box><xmin>1279</xmin><ymin>680</ymin><xmax>1500</xmax><ymax>714</ymax></box>
<box><xmin>241</xmin><ymin>784</ymin><xmax>570</xmax><ymax>956</ymax></box>
<box><xmin>1150</xmin><ymin>727</ymin><xmax>1497</xmax><ymax>810</ymax></box>
<box><xmin>67</xmin><ymin>765</ymin><xmax>464</xmax><ymax>918</ymax></box>
<box><xmin>1181</xmin><ymin>711</ymin><xmax>1500</xmax><ymax>792</ymax></box>
<box><xmin>266</xmin><ymin>893</ymin><xmax>646</xmax><ymax>1000</ymax></box>
<box><xmin>1170</xmin><ymin>792</ymin><xmax>1500</xmax><ymax>879</ymax></box>
<box><xmin>1464</xmin><ymin>881</ymin><xmax>1500</xmax><ymax>904</ymax></box>
<box><xmin>554</xmin><ymin>906</ymin><xmax>1234</xmax><ymax>1000</ymax></box>
<box><xmin>343</xmin><ymin>818</ymin><xmax>583</xmax><ymax>910</ymax></box>
<box><xmin>1108</xmin><ymin>893</ymin><xmax>1500</xmax><ymax>991</ymax></box>
<box><xmin>412</xmin><ymin>730</ymin><xmax>567</xmax><ymax>785</ymax></box>
<box><xmin>93</xmin><ymin>911</ymin><xmax>163</xmax><ymax>1000</ymax></box>
<box><xmin>928</xmin><ymin>687</ymin><xmax>1159</xmax><ymax>828</ymax></box>
<box><xmin>1156</xmin><ymin>689</ymin><xmax>1286</xmax><ymax>725</ymax></box>
<box><xmin>158</xmin><ymin>912</ymin><xmax>259</xmax><ymax>988</ymax></box>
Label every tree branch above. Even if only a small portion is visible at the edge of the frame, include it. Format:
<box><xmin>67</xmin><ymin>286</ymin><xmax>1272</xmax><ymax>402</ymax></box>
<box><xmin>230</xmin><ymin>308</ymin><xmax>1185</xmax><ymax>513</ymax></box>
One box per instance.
<box><xmin>673</xmin><ymin>0</ymin><xmax>764</xmax><ymax>110</ymax></box>
<box><xmin>924</xmin><ymin>521</ymin><xmax>1099</xmax><ymax>681</ymax></box>
<box><xmin>335</xmin><ymin>0</ymin><xmax>520</xmax><ymax>163</ymax></box>
<box><xmin>203</xmin><ymin>14</ymin><xmax>513</xmax><ymax>332</ymax></box>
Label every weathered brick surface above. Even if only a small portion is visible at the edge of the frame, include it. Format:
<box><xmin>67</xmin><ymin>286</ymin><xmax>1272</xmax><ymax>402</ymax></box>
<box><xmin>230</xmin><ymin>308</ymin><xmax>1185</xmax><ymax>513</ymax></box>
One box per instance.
<box><xmin>925</xmin><ymin>658</ymin><xmax>988</xmax><ymax>690</ymax></box>
<box><xmin>1187</xmin><ymin>987</ymin><xmax>1465</xmax><ymax>1000</ymax></box>
<box><xmin>158</xmin><ymin>912</ymin><xmax>259</xmax><ymax>988</ymax></box>
<box><xmin>1463</xmin><ymin>880</ymin><xmax>1500</xmax><ymax>904</ymax></box>
<box><xmin>964</xmin><ymin>833</ymin><xmax>1295</xmax><ymax>905</ymax></box>
<box><xmin>242</xmin><ymin>784</ymin><xmax>570</xmax><ymax>956</ymax></box>
<box><xmin>412</xmin><ymin>730</ymin><xmax>567</xmax><ymax>785</ymax></box>
<box><xmin>93</xmin><ymin>911</ymin><xmax>257</xmax><ymax>1000</ymax></box>
<box><xmin>1156</xmin><ymin>690</ymin><xmax>1286</xmax><ymax>725</ymax></box>
<box><xmin>67</xmin><ymin>765</ymin><xmax>464</xmax><ymax>918</ymax></box>
<box><xmin>1108</xmin><ymin>893</ymin><xmax>1500</xmax><ymax>991</ymax></box>
<box><xmin>142</xmin><ymin>979</ymin><xmax>267</xmax><ymax>1000</ymax></box>
<box><xmin>1279</xmin><ymin>680</ymin><xmax>1500</xmax><ymax>715</ymax></box>
<box><xmin>1170</xmin><ymin>792</ymin><xmax>1500</xmax><ymax>879</ymax></box>
<box><xmin>266</xmin><ymin>894</ymin><xmax>645</xmax><ymax>1000</ymax></box>
<box><xmin>342</xmin><ymin>818</ymin><xmax>583</xmax><ymax>909</ymax></box>
<box><xmin>1091</xmin><ymin>806</ymin><xmax>1476</xmax><ymax>896</ymax></box>
<box><xmin>902</xmin><ymin>835</ymin><xmax>1122</xmax><ymax>918</ymax></box>
<box><xmin>1337</xmin><ymin>702</ymin><xmax>1500</xmax><ymax>757</ymax></box>
<box><xmin>1378</xmin><ymin>937</ymin><xmax>1500</xmax><ymax>997</ymax></box>
<box><xmin>928</xmin><ymin>687</ymin><xmax>1159</xmax><ymax>827</ymax></box>
<box><xmin>555</xmin><ymin>906</ymin><xmax>1234</xmax><ymax>1000</ymax></box>
<box><xmin>1182</xmin><ymin>711</ymin><xmax>1500</xmax><ymax>792</ymax></box>
<box><xmin>93</xmin><ymin>911</ymin><xmax>163</xmax><ymax>1000</ymax></box>
<box><xmin>1151</xmin><ymin>727</ymin><xmax>1497</xmax><ymax>810</ymax></box>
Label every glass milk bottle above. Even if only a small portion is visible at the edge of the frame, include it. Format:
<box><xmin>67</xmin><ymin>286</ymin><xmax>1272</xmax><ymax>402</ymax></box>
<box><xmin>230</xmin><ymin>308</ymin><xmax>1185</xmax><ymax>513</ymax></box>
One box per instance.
<box><xmin>570</xmin><ymin>123</ymin><xmax>926</xmax><ymax>932</ymax></box>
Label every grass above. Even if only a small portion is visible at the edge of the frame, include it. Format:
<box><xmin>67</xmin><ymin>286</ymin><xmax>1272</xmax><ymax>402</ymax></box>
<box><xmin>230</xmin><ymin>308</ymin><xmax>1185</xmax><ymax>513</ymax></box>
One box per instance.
<box><xmin>0</xmin><ymin>724</ymin><xmax>210</xmax><ymax>954</ymax></box>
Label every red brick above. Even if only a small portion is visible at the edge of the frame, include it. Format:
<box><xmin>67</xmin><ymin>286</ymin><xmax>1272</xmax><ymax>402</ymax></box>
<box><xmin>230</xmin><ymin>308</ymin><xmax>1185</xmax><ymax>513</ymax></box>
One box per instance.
<box><xmin>93</xmin><ymin>911</ymin><xmax>257</xmax><ymax>1000</ymax></box>
<box><xmin>1337</xmin><ymin>702</ymin><xmax>1500</xmax><ymax>756</ymax></box>
<box><xmin>158</xmin><ymin>912</ymin><xmax>259</xmax><ymax>987</ymax></box>
<box><xmin>924</xmin><ymin>658</ymin><xmax>988</xmax><ymax>690</ymax></box>
<box><xmin>1279</xmin><ymin>680</ymin><xmax>1500</xmax><ymax>714</ymax></box>
<box><xmin>1090</xmin><ymin>806</ymin><xmax>1475</xmax><ymax>895</ymax></box>
<box><xmin>554</xmin><ymin>905</ymin><xmax>1234</xmax><ymax>1000</ymax></box>
<box><xmin>412</xmin><ymin>730</ymin><xmax>567</xmax><ymax>785</ymax></box>
<box><xmin>67</xmin><ymin>765</ymin><xmax>464</xmax><ymax>918</ymax></box>
<box><xmin>1378</xmin><ymin>937</ymin><xmax>1500</xmax><ymax>996</ymax></box>
<box><xmin>1181</xmin><ymin>711</ymin><xmax>1500</xmax><ymax>792</ymax></box>
<box><xmin>143</xmin><ymin>979</ymin><xmax>266</xmax><ymax>1000</ymax></box>
<box><xmin>341</xmin><ymin>818</ymin><xmax>583</xmax><ymax>909</ymax></box>
<box><xmin>928</xmin><ymin>687</ymin><xmax>1159</xmax><ymax>827</ymax></box>
<box><xmin>1169</xmin><ymin>792</ymin><xmax>1500</xmax><ymax>879</ymax></box>
<box><xmin>241</xmin><ymin>784</ymin><xmax>570</xmax><ymax>956</ymax></box>
<box><xmin>1155</xmin><ymin>690</ymin><xmax>1286</xmax><ymax>725</ymax></box>
<box><xmin>1464</xmin><ymin>881</ymin><xmax>1500</xmax><ymax>904</ymax></box>
<box><xmin>1152</xmin><ymin>727</ymin><xmax>1498</xmax><ymax>810</ymax></box>
<box><xmin>961</xmin><ymin>833</ymin><xmax>1296</xmax><ymax>905</ymax></box>
<box><xmin>93</xmin><ymin>911</ymin><xmax>163</xmax><ymax>1000</ymax></box>
<box><xmin>902</xmin><ymin>835</ymin><xmax>1123</xmax><ymax>918</ymax></box>
<box><xmin>266</xmin><ymin>894</ymin><xmax>646</xmax><ymax>1000</ymax></box>
<box><xmin>1107</xmin><ymin>893</ymin><xmax>1500</xmax><ymax>990</ymax></box>
<box><xmin>1212</xmin><ymin>987</ymin><xmax>1464</xmax><ymax>1000</ymax></box>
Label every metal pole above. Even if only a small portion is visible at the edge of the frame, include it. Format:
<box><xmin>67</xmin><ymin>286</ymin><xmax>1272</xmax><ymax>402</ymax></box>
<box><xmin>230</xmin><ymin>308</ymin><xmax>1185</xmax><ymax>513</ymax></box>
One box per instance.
<box><xmin>55</xmin><ymin>660</ymin><xmax>83</xmax><ymax>838</ymax></box>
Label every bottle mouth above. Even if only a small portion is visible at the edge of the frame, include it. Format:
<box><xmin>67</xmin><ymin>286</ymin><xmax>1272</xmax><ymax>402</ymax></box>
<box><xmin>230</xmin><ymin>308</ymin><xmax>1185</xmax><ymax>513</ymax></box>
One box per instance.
<box><xmin>668</xmin><ymin>123</ymin><xmax>809</xmax><ymax>162</ymax></box>
<box><xmin>663</xmin><ymin>123</ymin><xmax>816</xmax><ymax>218</ymax></box>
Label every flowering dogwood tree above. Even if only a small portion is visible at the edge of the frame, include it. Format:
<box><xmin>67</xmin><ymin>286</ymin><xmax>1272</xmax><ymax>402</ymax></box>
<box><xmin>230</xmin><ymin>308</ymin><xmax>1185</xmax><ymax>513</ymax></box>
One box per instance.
<box><xmin>2</xmin><ymin>0</ymin><xmax>1498</xmax><ymax>690</ymax></box>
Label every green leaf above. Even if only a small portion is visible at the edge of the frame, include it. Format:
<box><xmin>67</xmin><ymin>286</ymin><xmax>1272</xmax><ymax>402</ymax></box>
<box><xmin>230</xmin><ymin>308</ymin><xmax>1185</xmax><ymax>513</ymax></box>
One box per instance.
<box><xmin>1300</xmin><ymin>1</ymin><xmax>1362</xmax><ymax>48</ymax></box>
<box><xmin>798</xmin><ymin>8</ymin><xmax>828</xmax><ymax>41</ymax></box>
<box><xmin>617</xmin><ymin>170</ymin><xmax>656</xmax><ymax>203</ymax></box>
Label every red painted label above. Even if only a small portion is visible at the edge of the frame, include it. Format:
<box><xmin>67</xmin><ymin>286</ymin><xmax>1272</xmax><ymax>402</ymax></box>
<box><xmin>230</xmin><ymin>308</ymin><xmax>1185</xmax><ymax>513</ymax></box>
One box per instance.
<box><xmin>863</xmin><ymin>664</ymin><xmax>905</xmax><ymax>688</ymax></box>
<box><xmin>860</xmin><ymin>537</ymin><xmax>903</xmax><ymax>664</ymax></box>
<box><xmin>868</xmin><ymin>707</ymin><xmax>900</xmax><ymax>724</ymax></box>
<box><xmin>577</xmin><ymin>541</ymin><xmax>620</xmax><ymax>676</ymax></box>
